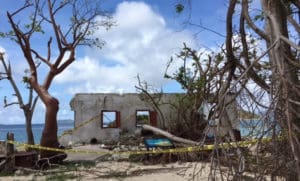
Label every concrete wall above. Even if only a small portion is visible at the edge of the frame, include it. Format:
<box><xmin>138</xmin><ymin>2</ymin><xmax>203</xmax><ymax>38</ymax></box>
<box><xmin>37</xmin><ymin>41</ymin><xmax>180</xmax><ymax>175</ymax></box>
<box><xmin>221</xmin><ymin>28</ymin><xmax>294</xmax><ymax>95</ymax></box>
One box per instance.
<box><xmin>59</xmin><ymin>93</ymin><xmax>239</xmax><ymax>145</ymax></box>
<box><xmin>215</xmin><ymin>93</ymin><xmax>240</xmax><ymax>136</ymax></box>
<box><xmin>60</xmin><ymin>93</ymin><xmax>178</xmax><ymax>145</ymax></box>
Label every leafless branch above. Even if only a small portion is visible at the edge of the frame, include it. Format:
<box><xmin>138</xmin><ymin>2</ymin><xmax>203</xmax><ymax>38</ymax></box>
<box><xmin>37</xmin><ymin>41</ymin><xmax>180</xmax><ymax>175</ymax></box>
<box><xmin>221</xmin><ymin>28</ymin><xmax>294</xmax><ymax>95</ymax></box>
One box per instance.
<box><xmin>283</xmin><ymin>54</ymin><xmax>300</xmax><ymax>69</ymax></box>
<box><xmin>188</xmin><ymin>22</ymin><xmax>226</xmax><ymax>38</ymax></box>
<box><xmin>288</xmin><ymin>15</ymin><xmax>300</xmax><ymax>33</ymax></box>
<box><xmin>215</xmin><ymin>39</ymin><xmax>278</xmax><ymax>120</ymax></box>
<box><xmin>47</xmin><ymin>0</ymin><xmax>62</xmax><ymax>51</ymax></box>
<box><xmin>239</xmin><ymin>5</ymin><xmax>270</xmax><ymax>92</ymax></box>
<box><xmin>0</xmin><ymin>55</ymin><xmax>25</xmax><ymax>108</ymax></box>
<box><xmin>10</xmin><ymin>1</ymin><xmax>33</xmax><ymax>17</ymax></box>
<box><xmin>135</xmin><ymin>74</ymin><xmax>166</xmax><ymax>129</ymax></box>
<box><xmin>6</xmin><ymin>12</ymin><xmax>38</xmax><ymax>82</ymax></box>
<box><xmin>280</xmin><ymin>35</ymin><xmax>300</xmax><ymax>51</ymax></box>
<box><xmin>289</xmin><ymin>99</ymin><xmax>300</xmax><ymax>106</ymax></box>
<box><xmin>242</xmin><ymin>0</ymin><xmax>270</xmax><ymax>42</ymax></box>
<box><xmin>4</xmin><ymin>102</ymin><xmax>20</xmax><ymax>108</ymax></box>
<box><xmin>47</xmin><ymin>37</ymin><xmax>52</xmax><ymax>61</ymax></box>
<box><xmin>30</xmin><ymin>49</ymin><xmax>52</xmax><ymax>67</ymax></box>
<box><xmin>243</xmin><ymin>85</ymin><xmax>269</xmax><ymax>109</ymax></box>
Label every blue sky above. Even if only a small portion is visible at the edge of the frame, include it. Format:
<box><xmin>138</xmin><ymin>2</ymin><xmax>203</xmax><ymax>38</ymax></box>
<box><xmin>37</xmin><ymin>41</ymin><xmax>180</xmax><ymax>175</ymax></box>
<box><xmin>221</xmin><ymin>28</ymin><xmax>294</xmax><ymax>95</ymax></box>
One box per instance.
<box><xmin>0</xmin><ymin>0</ymin><xmax>230</xmax><ymax>124</ymax></box>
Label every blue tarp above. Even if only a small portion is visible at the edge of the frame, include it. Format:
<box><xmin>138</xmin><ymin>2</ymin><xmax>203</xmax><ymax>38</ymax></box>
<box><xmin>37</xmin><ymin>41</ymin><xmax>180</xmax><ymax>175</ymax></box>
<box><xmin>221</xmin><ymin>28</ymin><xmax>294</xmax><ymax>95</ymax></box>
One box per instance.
<box><xmin>144</xmin><ymin>138</ymin><xmax>174</xmax><ymax>148</ymax></box>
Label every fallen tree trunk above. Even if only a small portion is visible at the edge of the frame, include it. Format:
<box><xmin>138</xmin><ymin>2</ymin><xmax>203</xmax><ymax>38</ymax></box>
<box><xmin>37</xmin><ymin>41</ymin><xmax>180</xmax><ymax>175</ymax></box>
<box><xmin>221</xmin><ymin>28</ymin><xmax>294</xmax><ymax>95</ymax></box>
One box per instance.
<box><xmin>142</xmin><ymin>124</ymin><xmax>199</xmax><ymax>145</ymax></box>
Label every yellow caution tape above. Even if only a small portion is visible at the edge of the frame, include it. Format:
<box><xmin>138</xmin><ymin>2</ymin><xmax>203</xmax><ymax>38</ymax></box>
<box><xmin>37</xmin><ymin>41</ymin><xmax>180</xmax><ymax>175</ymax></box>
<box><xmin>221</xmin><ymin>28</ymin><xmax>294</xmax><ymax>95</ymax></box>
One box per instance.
<box><xmin>6</xmin><ymin>137</ymin><xmax>275</xmax><ymax>156</ymax></box>
<box><xmin>59</xmin><ymin>114</ymin><xmax>102</xmax><ymax>138</ymax></box>
<box><xmin>59</xmin><ymin>114</ymin><xmax>136</xmax><ymax>138</ymax></box>
<box><xmin>56</xmin><ymin>112</ymin><xmax>287</xmax><ymax>155</ymax></box>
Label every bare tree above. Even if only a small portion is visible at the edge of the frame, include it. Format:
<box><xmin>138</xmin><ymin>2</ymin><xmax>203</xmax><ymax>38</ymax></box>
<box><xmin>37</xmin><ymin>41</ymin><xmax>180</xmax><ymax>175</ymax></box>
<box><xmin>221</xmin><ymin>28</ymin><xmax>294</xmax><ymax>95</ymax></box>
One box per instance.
<box><xmin>219</xmin><ymin>0</ymin><xmax>300</xmax><ymax>179</ymax></box>
<box><xmin>5</xmin><ymin>0</ymin><xmax>113</xmax><ymax>159</ymax></box>
<box><xmin>234</xmin><ymin>0</ymin><xmax>300</xmax><ymax>179</ymax></box>
<box><xmin>174</xmin><ymin>0</ymin><xmax>299</xmax><ymax>179</ymax></box>
<box><xmin>0</xmin><ymin>52</ymin><xmax>38</xmax><ymax>146</ymax></box>
<box><xmin>135</xmin><ymin>75</ymin><xmax>168</xmax><ymax>129</ymax></box>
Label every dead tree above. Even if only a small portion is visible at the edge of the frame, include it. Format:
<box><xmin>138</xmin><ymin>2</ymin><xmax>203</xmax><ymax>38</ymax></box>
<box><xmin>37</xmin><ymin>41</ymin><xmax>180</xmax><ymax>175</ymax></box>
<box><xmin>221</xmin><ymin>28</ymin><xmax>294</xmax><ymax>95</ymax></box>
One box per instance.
<box><xmin>174</xmin><ymin>0</ymin><xmax>300</xmax><ymax>179</ymax></box>
<box><xmin>0</xmin><ymin>52</ymin><xmax>38</xmax><ymax>146</ymax></box>
<box><xmin>220</xmin><ymin>0</ymin><xmax>300</xmax><ymax>179</ymax></box>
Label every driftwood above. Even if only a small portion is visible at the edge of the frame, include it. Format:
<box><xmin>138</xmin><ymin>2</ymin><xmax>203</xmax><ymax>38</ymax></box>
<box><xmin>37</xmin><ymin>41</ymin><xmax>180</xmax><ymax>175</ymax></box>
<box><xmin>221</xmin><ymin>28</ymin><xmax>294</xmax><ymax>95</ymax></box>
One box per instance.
<box><xmin>142</xmin><ymin>124</ymin><xmax>199</xmax><ymax>145</ymax></box>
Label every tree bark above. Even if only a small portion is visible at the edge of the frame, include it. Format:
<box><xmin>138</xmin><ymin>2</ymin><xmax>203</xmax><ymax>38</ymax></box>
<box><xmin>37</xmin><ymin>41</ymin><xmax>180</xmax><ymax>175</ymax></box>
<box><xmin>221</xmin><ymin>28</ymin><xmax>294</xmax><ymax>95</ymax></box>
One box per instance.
<box><xmin>39</xmin><ymin>96</ymin><xmax>60</xmax><ymax>158</ymax></box>
<box><xmin>1</xmin><ymin>53</ymin><xmax>36</xmax><ymax>146</ymax></box>
<box><xmin>261</xmin><ymin>0</ymin><xmax>300</xmax><ymax>178</ymax></box>
<box><xmin>25</xmin><ymin>112</ymin><xmax>35</xmax><ymax>145</ymax></box>
<box><xmin>4</xmin><ymin>133</ymin><xmax>15</xmax><ymax>172</ymax></box>
<box><xmin>5</xmin><ymin>0</ymin><xmax>111</xmax><ymax>162</ymax></box>
<box><xmin>142</xmin><ymin>124</ymin><xmax>199</xmax><ymax>145</ymax></box>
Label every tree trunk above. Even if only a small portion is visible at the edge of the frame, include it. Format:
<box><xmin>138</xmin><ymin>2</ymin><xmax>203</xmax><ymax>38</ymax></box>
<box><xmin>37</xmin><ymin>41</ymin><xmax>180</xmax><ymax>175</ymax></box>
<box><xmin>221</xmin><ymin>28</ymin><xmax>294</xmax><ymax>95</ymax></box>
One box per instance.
<box><xmin>262</xmin><ymin>0</ymin><xmax>300</xmax><ymax>178</ymax></box>
<box><xmin>40</xmin><ymin>97</ymin><xmax>60</xmax><ymax>158</ymax></box>
<box><xmin>25</xmin><ymin>112</ymin><xmax>35</xmax><ymax>145</ymax></box>
<box><xmin>142</xmin><ymin>124</ymin><xmax>199</xmax><ymax>145</ymax></box>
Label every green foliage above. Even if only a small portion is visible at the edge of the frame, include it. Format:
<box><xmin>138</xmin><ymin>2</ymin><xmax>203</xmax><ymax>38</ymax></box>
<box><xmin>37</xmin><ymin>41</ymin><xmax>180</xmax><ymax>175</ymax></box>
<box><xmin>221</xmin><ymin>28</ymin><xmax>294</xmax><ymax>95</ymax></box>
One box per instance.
<box><xmin>46</xmin><ymin>173</ymin><xmax>77</xmax><ymax>181</ymax></box>
<box><xmin>22</xmin><ymin>76</ymin><xmax>29</xmax><ymax>83</ymax></box>
<box><xmin>164</xmin><ymin>44</ymin><xmax>226</xmax><ymax>138</ymax></box>
<box><xmin>0</xmin><ymin>30</ymin><xmax>15</xmax><ymax>39</ymax></box>
<box><xmin>106</xmin><ymin>120</ymin><xmax>117</xmax><ymax>128</ymax></box>
<box><xmin>238</xmin><ymin>109</ymin><xmax>260</xmax><ymax>119</ymax></box>
<box><xmin>0</xmin><ymin>171</ymin><xmax>14</xmax><ymax>176</ymax></box>
<box><xmin>24</xmin><ymin>16</ymin><xmax>45</xmax><ymax>34</ymax></box>
<box><xmin>175</xmin><ymin>4</ymin><xmax>184</xmax><ymax>14</ymax></box>
<box><xmin>174</xmin><ymin>66</ymin><xmax>192</xmax><ymax>89</ymax></box>
<box><xmin>0</xmin><ymin>32</ymin><xmax>5</xmax><ymax>38</ymax></box>
<box><xmin>165</xmin><ymin>44</ymin><xmax>225</xmax><ymax>95</ymax></box>
<box><xmin>253</xmin><ymin>13</ymin><xmax>264</xmax><ymax>21</ymax></box>
<box><xmin>137</xmin><ymin>114</ymin><xmax>150</xmax><ymax>125</ymax></box>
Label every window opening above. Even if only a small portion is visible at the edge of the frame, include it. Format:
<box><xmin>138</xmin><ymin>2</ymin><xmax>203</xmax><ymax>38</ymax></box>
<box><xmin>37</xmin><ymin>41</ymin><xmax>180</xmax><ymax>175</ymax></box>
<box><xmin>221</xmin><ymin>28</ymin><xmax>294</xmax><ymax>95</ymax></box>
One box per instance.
<box><xmin>102</xmin><ymin>111</ymin><xmax>119</xmax><ymax>128</ymax></box>
<box><xmin>136</xmin><ymin>110</ymin><xmax>150</xmax><ymax>127</ymax></box>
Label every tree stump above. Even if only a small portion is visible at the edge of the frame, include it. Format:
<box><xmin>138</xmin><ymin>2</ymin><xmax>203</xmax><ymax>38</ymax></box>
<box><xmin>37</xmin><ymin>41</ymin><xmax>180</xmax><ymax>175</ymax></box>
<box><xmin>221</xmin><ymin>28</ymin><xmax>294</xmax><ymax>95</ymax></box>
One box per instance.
<box><xmin>4</xmin><ymin>132</ymin><xmax>15</xmax><ymax>172</ymax></box>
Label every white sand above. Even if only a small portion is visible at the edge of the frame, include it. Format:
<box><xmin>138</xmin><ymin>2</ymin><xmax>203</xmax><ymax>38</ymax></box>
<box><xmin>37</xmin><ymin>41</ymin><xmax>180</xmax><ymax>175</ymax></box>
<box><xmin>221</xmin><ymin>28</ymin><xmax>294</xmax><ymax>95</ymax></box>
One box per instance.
<box><xmin>1</xmin><ymin>161</ymin><xmax>213</xmax><ymax>181</ymax></box>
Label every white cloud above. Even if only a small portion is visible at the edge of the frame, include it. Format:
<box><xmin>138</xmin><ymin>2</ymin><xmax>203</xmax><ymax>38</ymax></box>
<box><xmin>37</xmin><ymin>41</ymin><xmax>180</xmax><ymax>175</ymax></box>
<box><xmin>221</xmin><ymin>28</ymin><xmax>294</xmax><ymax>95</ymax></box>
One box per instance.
<box><xmin>0</xmin><ymin>104</ymin><xmax>23</xmax><ymax>125</ymax></box>
<box><xmin>0</xmin><ymin>46</ymin><xmax>7</xmax><ymax>73</ymax></box>
<box><xmin>0</xmin><ymin>46</ymin><xmax>6</xmax><ymax>54</ymax></box>
<box><xmin>56</xmin><ymin>1</ymin><xmax>196</xmax><ymax>93</ymax></box>
<box><xmin>0</xmin><ymin>45</ymin><xmax>31</xmax><ymax>82</ymax></box>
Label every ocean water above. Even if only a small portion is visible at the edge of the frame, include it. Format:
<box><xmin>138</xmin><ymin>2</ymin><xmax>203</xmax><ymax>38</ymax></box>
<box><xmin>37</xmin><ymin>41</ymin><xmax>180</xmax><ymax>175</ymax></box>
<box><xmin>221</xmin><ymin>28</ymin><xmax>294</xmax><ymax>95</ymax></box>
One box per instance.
<box><xmin>0</xmin><ymin>122</ymin><xmax>73</xmax><ymax>143</ymax></box>
<box><xmin>0</xmin><ymin>120</ymin><xmax>271</xmax><ymax>144</ymax></box>
<box><xmin>239</xmin><ymin>119</ymin><xmax>281</xmax><ymax>138</ymax></box>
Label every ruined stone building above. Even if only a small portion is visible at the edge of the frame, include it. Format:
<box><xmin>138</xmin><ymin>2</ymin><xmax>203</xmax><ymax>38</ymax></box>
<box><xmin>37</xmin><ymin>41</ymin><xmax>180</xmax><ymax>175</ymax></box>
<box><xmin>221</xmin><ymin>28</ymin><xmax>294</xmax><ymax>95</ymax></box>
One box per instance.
<box><xmin>59</xmin><ymin>93</ymin><xmax>239</xmax><ymax>145</ymax></box>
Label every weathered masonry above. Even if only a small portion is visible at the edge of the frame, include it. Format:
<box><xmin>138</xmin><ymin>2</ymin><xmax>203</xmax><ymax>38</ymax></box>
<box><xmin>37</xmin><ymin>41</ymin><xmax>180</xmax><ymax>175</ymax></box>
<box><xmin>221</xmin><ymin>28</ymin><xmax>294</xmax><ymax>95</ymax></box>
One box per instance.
<box><xmin>60</xmin><ymin>93</ymin><xmax>180</xmax><ymax>145</ymax></box>
<box><xmin>60</xmin><ymin>93</ymin><xmax>239</xmax><ymax>145</ymax></box>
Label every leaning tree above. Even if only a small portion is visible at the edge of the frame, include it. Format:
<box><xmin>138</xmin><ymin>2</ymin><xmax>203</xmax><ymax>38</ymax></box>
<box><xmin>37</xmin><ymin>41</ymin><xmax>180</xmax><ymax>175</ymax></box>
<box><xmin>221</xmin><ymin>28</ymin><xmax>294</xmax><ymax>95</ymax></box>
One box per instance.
<box><xmin>5</xmin><ymin>0</ymin><xmax>113</xmax><ymax>158</ymax></box>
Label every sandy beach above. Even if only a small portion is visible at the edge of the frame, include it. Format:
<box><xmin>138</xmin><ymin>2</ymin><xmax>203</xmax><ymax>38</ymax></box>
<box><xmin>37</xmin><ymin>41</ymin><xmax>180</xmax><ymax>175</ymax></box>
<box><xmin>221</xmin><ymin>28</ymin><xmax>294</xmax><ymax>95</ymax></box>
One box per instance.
<box><xmin>1</xmin><ymin>161</ymin><xmax>213</xmax><ymax>181</ymax></box>
<box><xmin>0</xmin><ymin>144</ymin><xmax>285</xmax><ymax>180</ymax></box>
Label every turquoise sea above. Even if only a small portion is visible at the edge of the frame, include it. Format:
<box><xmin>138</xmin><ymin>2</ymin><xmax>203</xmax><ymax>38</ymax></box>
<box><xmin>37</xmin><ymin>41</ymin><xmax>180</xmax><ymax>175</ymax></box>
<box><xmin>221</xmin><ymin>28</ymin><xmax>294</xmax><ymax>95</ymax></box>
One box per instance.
<box><xmin>0</xmin><ymin>122</ymin><xmax>73</xmax><ymax>143</ymax></box>
<box><xmin>239</xmin><ymin>119</ymin><xmax>281</xmax><ymax>138</ymax></box>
